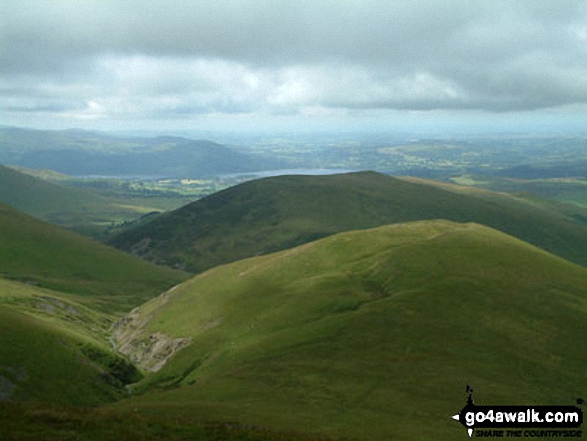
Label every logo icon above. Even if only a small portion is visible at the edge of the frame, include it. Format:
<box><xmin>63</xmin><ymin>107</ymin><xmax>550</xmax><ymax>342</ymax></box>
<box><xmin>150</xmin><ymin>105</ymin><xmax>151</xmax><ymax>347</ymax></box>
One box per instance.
<box><xmin>451</xmin><ymin>386</ymin><xmax>583</xmax><ymax>438</ymax></box>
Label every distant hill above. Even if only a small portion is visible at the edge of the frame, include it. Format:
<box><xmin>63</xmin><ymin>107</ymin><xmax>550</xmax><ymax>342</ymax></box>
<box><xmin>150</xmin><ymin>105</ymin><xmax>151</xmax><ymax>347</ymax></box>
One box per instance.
<box><xmin>110</xmin><ymin>171</ymin><xmax>587</xmax><ymax>272</ymax></box>
<box><xmin>0</xmin><ymin>202</ymin><xmax>188</xmax><ymax>313</ymax></box>
<box><xmin>0</xmin><ymin>165</ymin><xmax>188</xmax><ymax>236</ymax></box>
<box><xmin>111</xmin><ymin>221</ymin><xmax>587</xmax><ymax>440</ymax></box>
<box><xmin>0</xmin><ymin>127</ymin><xmax>287</xmax><ymax>177</ymax></box>
<box><xmin>494</xmin><ymin>161</ymin><xmax>587</xmax><ymax>179</ymax></box>
<box><xmin>0</xmin><ymin>164</ymin><xmax>110</xmax><ymax>219</ymax></box>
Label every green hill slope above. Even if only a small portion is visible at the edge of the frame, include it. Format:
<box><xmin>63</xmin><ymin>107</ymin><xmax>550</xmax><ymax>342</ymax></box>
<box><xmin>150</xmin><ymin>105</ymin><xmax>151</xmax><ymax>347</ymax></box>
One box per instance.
<box><xmin>110</xmin><ymin>171</ymin><xmax>587</xmax><ymax>272</ymax></box>
<box><xmin>0</xmin><ymin>203</ymin><xmax>187</xmax><ymax>418</ymax></box>
<box><xmin>0</xmin><ymin>202</ymin><xmax>188</xmax><ymax>313</ymax></box>
<box><xmin>0</xmin><ymin>164</ymin><xmax>108</xmax><ymax>218</ymax></box>
<box><xmin>109</xmin><ymin>221</ymin><xmax>587</xmax><ymax>440</ymax></box>
<box><xmin>0</xmin><ymin>165</ymin><xmax>184</xmax><ymax>236</ymax></box>
<box><xmin>0</xmin><ymin>278</ymin><xmax>141</xmax><ymax>406</ymax></box>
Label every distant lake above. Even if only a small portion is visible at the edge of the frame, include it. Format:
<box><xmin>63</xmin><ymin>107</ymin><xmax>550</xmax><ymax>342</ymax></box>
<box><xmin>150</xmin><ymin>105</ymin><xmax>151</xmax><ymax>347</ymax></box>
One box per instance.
<box><xmin>220</xmin><ymin>168</ymin><xmax>357</xmax><ymax>179</ymax></box>
<box><xmin>75</xmin><ymin>168</ymin><xmax>358</xmax><ymax>181</ymax></box>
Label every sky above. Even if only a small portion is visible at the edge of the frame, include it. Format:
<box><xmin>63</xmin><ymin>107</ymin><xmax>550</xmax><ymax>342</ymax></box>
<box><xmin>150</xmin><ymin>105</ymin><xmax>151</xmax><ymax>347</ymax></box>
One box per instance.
<box><xmin>1</xmin><ymin>0</ymin><xmax>587</xmax><ymax>135</ymax></box>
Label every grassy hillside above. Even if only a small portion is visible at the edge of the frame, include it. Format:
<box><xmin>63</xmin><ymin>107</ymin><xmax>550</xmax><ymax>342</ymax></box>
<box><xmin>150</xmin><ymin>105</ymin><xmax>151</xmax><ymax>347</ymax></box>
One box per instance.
<box><xmin>0</xmin><ymin>204</ymin><xmax>188</xmax><ymax>432</ymax></box>
<box><xmin>0</xmin><ymin>202</ymin><xmax>188</xmax><ymax>313</ymax></box>
<box><xmin>109</xmin><ymin>221</ymin><xmax>587</xmax><ymax>440</ymax></box>
<box><xmin>0</xmin><ymin>165</ymin><xmax>192</xmax><ymax>237</ymax></box>
<box><xmin>0</xmin><ymin>278</ymin><xmax>141</xmax><ymax>406</ymax></box>
<box><xmin>450</xmin><ymin>174</ymin><xmax>587</xmax><ymax>210</ymax></box>
<box><xmin>110</xmin><ymin>171</ymin><xmax>587</xmax><ymax>272</ymax></box>
<box><xmin>0</xmin><ymin>164</ymin><xmax>107</xmax><ymax>216</ymax></box>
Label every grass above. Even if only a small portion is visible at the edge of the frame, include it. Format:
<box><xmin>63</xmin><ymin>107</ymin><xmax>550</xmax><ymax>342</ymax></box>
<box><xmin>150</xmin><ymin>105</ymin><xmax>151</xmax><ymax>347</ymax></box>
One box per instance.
<box><xmin>0</xmin><ymin>275</ymin><xmax>150</xmax><ymax>403</ymax></box>
<box><xmin>0</xmin><ymin>165</ymin><xmax>193</xmax><ymax>238</ymax></box>
<box><xmin>449</xmin><ymin>174</ymin><xmax>587</xmax><ymax>210</ymax></box>
<box><xmin>0</xmin><ymin>202</ymin><xmax>189</xmax><ymax>314</ymax></box>
<box><xmin>3</xmin><ymin>168</ymin><xmax>587</xmax><ymax>439</ymax></box>
<box><xmin>110</xmin><ymin>171</ymin><xmax>587</xmax><ymax>272</ymax></box>
<box><xmin>0</xmin><ymin>401</ymin><xmax>352</xmax><ymax>441</ymax></box>
<box><xmin>107</xmin><ymin>221</ymin><xmax>587</xmax><ymax>440</ymax></box>
<box><xmin>0</xmin><ymin>306</ymin><xmax>125</xmax><ymax>406</ymax></box>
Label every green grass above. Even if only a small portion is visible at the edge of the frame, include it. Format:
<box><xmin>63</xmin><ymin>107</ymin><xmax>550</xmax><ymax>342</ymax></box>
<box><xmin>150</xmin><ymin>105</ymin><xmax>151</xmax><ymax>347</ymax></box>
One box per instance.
<box><xmin>0</xmin><ymin>202</ymin><xmax>189</xmax><ymax>314</ymax></box>
<box><xmin>0</xmin><ymin>305</ymin><xmax>126</xmax><ymax>405</ymax></box>
<box><xmin>110</xmin><ymin>171</ymin><xmax>587</xmax><ymax>272</ymax></box>
<box><xmin>0</xmin><ymin>275</ymin><xmax>149</xmax><ymax>404</ymax></box>
<box><xmin>450</xmin><ymin>174</ymin><xmax>587</xmax><ymax>210</ymax></box>
<box><xmin>108</xmin><ymin>221</ymin><xmax>587</xmax><ymax>440</ymax></box>
<box><xmin>0</xmin><ymin>165</ymin><xmax>109</xmax><ymax>218</ymax></box>
<box><xmin>0</xmin><ymin>401</ymin><xmax>350</xmax><ymax>441</ymax></box>
<box><xmin>0</xmin><ymin>276</ymin><xmax>111</xmax><ymax>338</ymax></box>
<box><xmin>0</xmin><ymin>165</ymin><xmax>193</xmax><ymax>237</ymax></box>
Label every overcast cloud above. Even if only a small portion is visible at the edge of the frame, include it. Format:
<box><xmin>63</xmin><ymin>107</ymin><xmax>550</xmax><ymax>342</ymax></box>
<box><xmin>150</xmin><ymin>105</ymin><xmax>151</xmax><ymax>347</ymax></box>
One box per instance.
<box><xmin>1</xmin><ymin>0</ymin><xmax>587</xmax><ymax>132</ymax></box>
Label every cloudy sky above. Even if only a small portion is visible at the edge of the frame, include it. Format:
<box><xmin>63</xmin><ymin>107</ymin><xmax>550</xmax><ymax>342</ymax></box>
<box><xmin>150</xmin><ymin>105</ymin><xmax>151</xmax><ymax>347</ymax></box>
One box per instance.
<box><xmin>1</xmin><ymin>0</ymin><xmax>587</xmax><ymax>134</ymax></box>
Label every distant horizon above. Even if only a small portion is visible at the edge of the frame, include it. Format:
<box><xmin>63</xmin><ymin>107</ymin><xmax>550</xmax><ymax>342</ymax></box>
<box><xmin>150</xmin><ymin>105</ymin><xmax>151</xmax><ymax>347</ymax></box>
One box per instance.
<box><xmin>3</xmin><ymin>119</ymin><xmax>587</xmax><ymax>142</ymax></box>
<box><xmin>3</xmin><ymin>1</ymin><xmax>587</xmax><ymax>140</ymax></box>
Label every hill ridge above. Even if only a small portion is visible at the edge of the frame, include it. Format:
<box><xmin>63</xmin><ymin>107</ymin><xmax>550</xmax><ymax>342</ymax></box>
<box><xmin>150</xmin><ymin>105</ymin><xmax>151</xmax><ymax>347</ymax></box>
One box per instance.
<box><xmin>110</xmin><ymin>220</ymin><xmax>587</xmax><ymax>440</ymax></box>
<box><xmin>110</xmin><ymin>171</ymin><xmax>587</xmax><ymax>272</ymax></box>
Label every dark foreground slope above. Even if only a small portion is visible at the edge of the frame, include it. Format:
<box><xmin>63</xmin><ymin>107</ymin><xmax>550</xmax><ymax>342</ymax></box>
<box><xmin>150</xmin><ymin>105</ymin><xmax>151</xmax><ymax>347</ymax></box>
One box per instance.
<box><xmin>0</xmin><ymin>203</ymin><xmax>188</xmax><ymax>313</ymax></box>
<box><xmin>110</xmin><ymin>171</ymin><xmax>587</xmax><ymax>272</ymax></box>
<box><xmin>111</xmin><ymin>221</ymin><xmax>587</xmax><ymax>440</ymax></box>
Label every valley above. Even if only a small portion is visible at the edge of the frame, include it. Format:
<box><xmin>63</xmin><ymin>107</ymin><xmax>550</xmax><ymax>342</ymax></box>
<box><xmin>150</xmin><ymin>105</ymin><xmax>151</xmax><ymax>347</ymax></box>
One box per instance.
<box><xmin>3</xmin><ymin>2</ymin><xmax>587</xmax><ymax>438</ymax></box>
<box><xmin>1</xmin><ymin>128</ymin><xmax>587</xmax><ymax>440</ymax></box>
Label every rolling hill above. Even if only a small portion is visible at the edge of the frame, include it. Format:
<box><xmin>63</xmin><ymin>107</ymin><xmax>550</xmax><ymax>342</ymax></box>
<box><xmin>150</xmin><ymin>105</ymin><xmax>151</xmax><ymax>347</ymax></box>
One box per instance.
<box><xmin>0</xmin><ymin>127</ymin><xmax>287</xmax><ymax>177</ymax></box>
<box><xmin>0</xmin><ymin>165</ymin><xmax>106</xmax><ymax>216</ymax></box>
<box><xmin>0</xmin><ymin>202</ymin><xmax>188</xmax><ymax>313</ymax></box>
<box><xmin>0</xmin><ymin>204</ymin><xmax>188</xmax><ymax>431</ymax></box>
<box><xmin>109</xmin><ymin>171</ymin><xmax>587</xmax><ymax>272</ymax></box>
<box><xmin>109</xmin><ymin>221</ymin><xmax>587</xmax><ymax>440</ymax></box>
<box><xmin>0</xmin><ymin>164</ymin><xmax>194</xmax><ymax>237</ymax></box>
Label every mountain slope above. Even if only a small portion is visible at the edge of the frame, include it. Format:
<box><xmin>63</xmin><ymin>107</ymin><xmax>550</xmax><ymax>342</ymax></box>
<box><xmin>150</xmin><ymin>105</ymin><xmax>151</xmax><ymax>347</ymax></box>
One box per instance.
<box><xmin>0</xmin><ymin>164</ymin><xmax>184</xmax><ymax>236</ymax></box>
<box><xmin>110</xmin><ymin>221</ymin><xmax>587</xmax><ymax>440</ymax></box>
<box><xmin>0</xmin><ymin>202</ymin><xmax>188</xmax><ymax>313</ymax></box>
<box><xmin>0</xmin><ymin>278</ymin><xmax>141</xmax><ymax>406</ymax></box>
<box><xmin>0</xmin><ymin>164</ymin><xmax>118</xmax><ymax>223</ymax></box>
<box><xmin>0</xmin><ymin>203</ymin><xmax>187</xmax><ymax>410</ymax></box>
<box><xmin>0</xmin><ymin>127</ymin><xmax>286</xmax><ymax>177</ymax></box>
<box><xmin>110</xmin><ymin>171</ymin><xmax>587</xmax><ymax>272</ymax></box>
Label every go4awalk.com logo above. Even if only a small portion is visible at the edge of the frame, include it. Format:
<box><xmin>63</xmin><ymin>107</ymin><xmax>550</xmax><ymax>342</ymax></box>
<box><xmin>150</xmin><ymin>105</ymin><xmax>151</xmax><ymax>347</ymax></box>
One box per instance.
<box><xmin>452</xmin><ymin>386</ymin><xmax>584</xmax><ymax>438</ymax></box>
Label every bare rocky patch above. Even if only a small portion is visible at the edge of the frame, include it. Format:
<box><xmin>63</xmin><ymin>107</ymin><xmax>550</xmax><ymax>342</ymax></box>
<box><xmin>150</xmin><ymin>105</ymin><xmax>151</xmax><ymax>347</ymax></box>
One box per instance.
<box><xmin>111</xmin><ymin>285</ymin><xmax>191</xmax><ymax>372</ymax></box>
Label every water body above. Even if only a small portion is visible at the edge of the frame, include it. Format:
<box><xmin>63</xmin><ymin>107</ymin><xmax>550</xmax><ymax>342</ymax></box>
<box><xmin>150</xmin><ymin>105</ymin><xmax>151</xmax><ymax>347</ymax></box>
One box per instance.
<box><xmin>220</xmin><ymin>168</ymin><xmax>357</xmax><ymax>179</ymax></box>
<box><xmin>76</xmin><ymin>169</ymin><xmax>357</xmax><ymax>181</ymax></box>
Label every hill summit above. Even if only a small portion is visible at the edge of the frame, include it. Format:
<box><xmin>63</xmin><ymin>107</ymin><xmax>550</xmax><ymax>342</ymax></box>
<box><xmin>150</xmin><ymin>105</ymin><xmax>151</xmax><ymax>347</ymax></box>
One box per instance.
<box><xmin>110</xmin><ymin>171</ymin><xmax>587</xmax><ymax>272</ymax></box>
<box><xmin>112</xmin><ymin>220</ymin><xmax>587</xmax><ymax>440</ymax></box>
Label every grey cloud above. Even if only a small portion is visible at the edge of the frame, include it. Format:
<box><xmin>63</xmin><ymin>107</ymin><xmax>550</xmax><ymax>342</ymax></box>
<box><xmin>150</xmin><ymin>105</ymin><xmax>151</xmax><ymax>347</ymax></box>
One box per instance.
<box><xmin>1</xmin><ymin>0</ymin><xmax>587</xmax><ymax>119</ymax></box>
<box><xmin>2</xmin><ymin>104</ymin><xmax>74</xmax><ymax>113</ymax></box>
<box><xmin>1</xmin><ymin>1</ymin><xmax>484</xmax><ymax>71</ymax></box>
